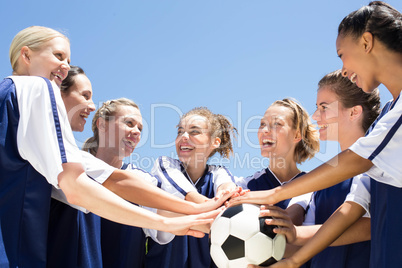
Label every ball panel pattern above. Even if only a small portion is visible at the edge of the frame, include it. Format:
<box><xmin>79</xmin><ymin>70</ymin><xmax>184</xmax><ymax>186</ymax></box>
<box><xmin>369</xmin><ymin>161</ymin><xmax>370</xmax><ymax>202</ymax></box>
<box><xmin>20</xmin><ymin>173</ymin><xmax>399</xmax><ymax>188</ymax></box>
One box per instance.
<box><xmin>222</xmin><ymin>235</ymin><xmax>245</xmax><ymax>260</ymax></box>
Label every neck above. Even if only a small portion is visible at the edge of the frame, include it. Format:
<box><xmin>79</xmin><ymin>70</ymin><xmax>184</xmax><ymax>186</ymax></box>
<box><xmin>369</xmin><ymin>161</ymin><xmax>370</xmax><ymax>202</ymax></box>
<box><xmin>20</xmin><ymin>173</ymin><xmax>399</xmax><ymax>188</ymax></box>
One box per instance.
<box><xmin>375</xmin><ymin>48</ymin><xmax>402</xmax><ymax>100</ymax></box>
<box><xmin>96</xmin><ymin>148</ymin><xmax>123</xmax><ymax>168</ymax></box>
<box><xmin>269</xmin><ymin>156</ymin><xmax>300</xmax><ymax>183</ymax></box>
<box><xmin>339</xmin><ymin>127</ymin><xmax>365</xmax><ymax>151</ymax></box>
<box><xmin>184</xmin><ymin>161</ymin><xmax>207</xmax><ymax>184</ymax></box>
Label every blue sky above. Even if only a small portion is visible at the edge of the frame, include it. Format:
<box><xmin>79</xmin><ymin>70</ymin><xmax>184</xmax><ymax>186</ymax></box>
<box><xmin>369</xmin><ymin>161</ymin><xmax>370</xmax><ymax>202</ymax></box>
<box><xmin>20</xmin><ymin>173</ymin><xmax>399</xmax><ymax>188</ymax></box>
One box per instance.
<box><xmin>1</xmin><ymin>1</ymin><xmax>400</xmax><ymax>177</ymax></box>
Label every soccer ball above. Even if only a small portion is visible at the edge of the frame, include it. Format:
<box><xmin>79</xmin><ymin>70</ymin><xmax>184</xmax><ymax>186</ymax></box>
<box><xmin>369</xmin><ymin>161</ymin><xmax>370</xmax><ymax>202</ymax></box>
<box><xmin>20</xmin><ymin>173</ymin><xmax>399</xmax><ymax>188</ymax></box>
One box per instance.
<box><xmin>210</xmin><ymin>204</ymin><xmax>286</xmax><ymax>268</ymax></box>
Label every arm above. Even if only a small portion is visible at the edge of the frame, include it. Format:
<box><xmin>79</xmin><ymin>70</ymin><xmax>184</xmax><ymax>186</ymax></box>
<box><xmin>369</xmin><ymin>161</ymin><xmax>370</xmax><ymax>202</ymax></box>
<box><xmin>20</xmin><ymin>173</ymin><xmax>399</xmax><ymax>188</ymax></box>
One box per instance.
<box><xmin>264</xmin><ymin>201</ymin><xmax>366</xmax><ymax>268</ymax></box>
<box><xmin>290</xmin><ymin>217</ymin><xmax>370</xmax><ymax>247</ymax></box>
<box><xmin>286</xmin><ymin>204</ymin><xmax>305</xmax><ymax>226</ymax></box>
<box><xmin>229</xmin><ymin>150</ymin><xmax>372</xmax><ymax>206</ymax></box>
<box><xmin>103</xmin><ymin>169</ymin><xmax>231</xmax><ymax>214</ymax></box>
<box><xmin>59</xmin><ymin>162</ymin><xmax>219</xmax><ymax>237</ymax></box>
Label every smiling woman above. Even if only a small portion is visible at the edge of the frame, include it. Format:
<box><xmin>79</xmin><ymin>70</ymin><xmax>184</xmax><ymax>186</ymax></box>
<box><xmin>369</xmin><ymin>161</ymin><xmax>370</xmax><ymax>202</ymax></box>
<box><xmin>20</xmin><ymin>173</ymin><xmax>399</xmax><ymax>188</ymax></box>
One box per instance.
<box><xmin>235</xmin><ymin>98</ymin><xmax>319</xmax><ymax>218</ymax></box>
<box><xmin>145</xmin><ymin>106</ymin><xmax>238</xmax><ymax>268</ymax></box>
<box><xmin>60</xmin><ymin>65</ymin><xmax>96</xmax><ymax>132</ymax></box>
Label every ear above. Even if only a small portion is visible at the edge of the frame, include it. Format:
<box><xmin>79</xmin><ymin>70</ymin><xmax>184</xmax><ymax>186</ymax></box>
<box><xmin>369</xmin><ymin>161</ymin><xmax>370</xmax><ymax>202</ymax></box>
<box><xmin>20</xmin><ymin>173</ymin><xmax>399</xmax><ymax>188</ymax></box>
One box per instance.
<box><xmin>20</xmin><ymin>46</ymin><xmax>31</xmax><ymax>65</ymax></box>
<box><xmin>212</xmin><ymin>137</ymin><xmax>221</xmax><ymax>149</ymax></box>
<box><xmin>350</xmin><ymin>105</ymin><xmax>363</xmax><ymax>121</ymax></box>
<box><xmin>97</xmin><ymin>117</ymin><xmax>106</xmax><ymax>132</ymax></box>
<box><xmin>362</xmin><ymin>32</ymin><xmax>374</xmax><ymax>53</ymax></box>
<box><xmin>294</xmin><ymin>130</ymin><xmax>302</xmax><ymax>144</ymax></box>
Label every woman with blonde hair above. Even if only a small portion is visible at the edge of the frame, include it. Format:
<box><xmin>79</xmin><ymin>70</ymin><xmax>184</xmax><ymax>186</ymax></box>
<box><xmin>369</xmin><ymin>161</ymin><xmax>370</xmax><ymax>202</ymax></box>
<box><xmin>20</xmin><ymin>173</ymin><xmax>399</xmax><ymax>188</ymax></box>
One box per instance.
<box><xmin>146</xmin><ymin>107</ymin><xmax>238</xmax><ymax>268</ymax></box>
<box><xmin>0</xmin><ymin>26</ymin><xmax>220</xmax><ymax>267</ymax></box>
<box><xmin>236</xmin><ymin>98</ymin><xmax>319</xmax><ymax>212</ymax></box>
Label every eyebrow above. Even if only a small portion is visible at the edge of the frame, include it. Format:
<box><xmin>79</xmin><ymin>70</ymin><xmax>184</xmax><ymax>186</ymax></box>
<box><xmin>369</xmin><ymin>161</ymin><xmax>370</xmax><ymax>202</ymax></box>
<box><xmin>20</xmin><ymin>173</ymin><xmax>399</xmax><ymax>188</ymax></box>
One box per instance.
<box><xmin>177</xmin><ymin>125</ymin><xmax>203</xmax><ymax>130</ymax></box>
<box><xmin>318</xmin><ymin>102</ymin><xmax>330</xmax><ymax>106</ymax></box>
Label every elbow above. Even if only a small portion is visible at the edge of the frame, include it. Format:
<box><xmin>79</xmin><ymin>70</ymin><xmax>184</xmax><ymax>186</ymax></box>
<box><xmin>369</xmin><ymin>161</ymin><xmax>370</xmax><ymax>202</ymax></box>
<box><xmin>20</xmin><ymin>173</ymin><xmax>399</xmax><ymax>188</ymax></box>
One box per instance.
<box><xmin>57</xmin><ymin>162</ymin><xmax>86</xmax><ymax>207</ymax></box>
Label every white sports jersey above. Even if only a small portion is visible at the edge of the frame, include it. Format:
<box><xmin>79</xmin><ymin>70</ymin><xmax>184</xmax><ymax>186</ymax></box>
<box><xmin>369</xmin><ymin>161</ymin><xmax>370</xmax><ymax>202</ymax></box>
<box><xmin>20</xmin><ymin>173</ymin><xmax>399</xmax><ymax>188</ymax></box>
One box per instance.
<box><xmin>345</xmin><ymin>174</ymin><xmax>371</xmax><ymax>217</ymax></box>
<box><xmin>143</xmin><ymin>156</ymin><xmax>234</xmax><ymax>244</ymax></box>
<box><xmin>350</xmin><ymin>93</ymin><xmax>402</xmax><ymax>187</ymax></box>
<box><xmin>51</xmin><ymin>151</ymin><xmax>116</xmax><ymax>212</ymax></box>
<box><xmin>152</xmin><ymin>156</ymin><xmax>234</xmax><ymax>198</ymax></box>
<box><xmin>13</xmin><ymin>76</ymin><xmax>83</xmax><ymax>187</ymax></box>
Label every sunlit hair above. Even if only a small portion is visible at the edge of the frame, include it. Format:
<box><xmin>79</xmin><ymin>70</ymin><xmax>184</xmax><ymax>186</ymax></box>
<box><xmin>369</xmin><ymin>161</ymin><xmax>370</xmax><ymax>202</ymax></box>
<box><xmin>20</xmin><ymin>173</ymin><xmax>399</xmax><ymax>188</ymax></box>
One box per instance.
<box><xmin>60</xmin><ymin>65</ymin><xmax>85</xmax><ymax>95</ymax></box>
<box><xmin>179</xmin><ymin>107</ymin><xmax>238</xmax><ymax>159</ymax></box>
<box><xmin>318</xmin><ymin>70</ymin><xmax>381</xmax><ymax>133</ymax></box>
<box><xmin>82</xmin><ymin>98</ymin><xmax>139</xmax><ymax>156</ymax></box>
<box><xmin>338</xmin><ymin>1</ymin><xmax>402</xmax><ymax>53</ymax></box>
<box><xmin>271</xmin><ymin>98</ymin><xmax>319</xmax><ymax>164</ymax></box>
<box><xmin>9</xmin><ymin>26</ymin><xmax>69</xmax><ymax>74</ymax></box>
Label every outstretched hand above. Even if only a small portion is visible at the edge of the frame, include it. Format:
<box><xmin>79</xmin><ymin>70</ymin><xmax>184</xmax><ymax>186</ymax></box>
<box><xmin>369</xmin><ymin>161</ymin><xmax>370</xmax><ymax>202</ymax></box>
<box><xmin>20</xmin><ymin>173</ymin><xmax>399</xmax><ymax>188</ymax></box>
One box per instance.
<box><xmin>163</xmin><ymin>208</ymin><xmax>223</xmax><ymax>237</ymax></box>
<box><xmin>195</xmin><ymin>188</ymin><xmax>241</xmax><ymax>213</ymax></box>
<box><xmin>227</xmin><ymin>189</ymin><xmax>277</xmax><ymax>207</ymax></box>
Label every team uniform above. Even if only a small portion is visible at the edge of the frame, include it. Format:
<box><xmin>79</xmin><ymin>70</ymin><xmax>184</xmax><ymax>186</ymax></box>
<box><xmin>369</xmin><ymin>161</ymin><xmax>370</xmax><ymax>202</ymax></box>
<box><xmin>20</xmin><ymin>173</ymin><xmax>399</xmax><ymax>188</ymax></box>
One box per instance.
<box><xmin>145</xmin><ymin>156</ymin><xmax>235</xmax><ymax>268</ymax></box>
<box><xmin>349</xmin><ymin>95</ymin><xmax>402</xmax><ymax>267</ymax></box>
<box><xmin>47</xmin><ymin>151</ymin><xmax>114</xmax><ymax>268</ymax></box>
<box><xmin>0</xmin><ymin>76</ymin><xmax>85</xmax><ymax>267</ymax></box>
<box><xmin>49</xmin><ymin>158</ymin><xmax>164</xmax><ymax>268</ymax></box>
<box><xmin>235</xmin><ymin>168</ymin><xmax>306</xmax><ymax>209</ymax></box>
<box><xmin>300</xmin><ymin>175</ymin><xmax>371</xmax><ymax>268</ymax></box>
<box><xmin>101</xmin><ymin>163</ymin><xmax>163</xmax><ymax>268</ymax></box>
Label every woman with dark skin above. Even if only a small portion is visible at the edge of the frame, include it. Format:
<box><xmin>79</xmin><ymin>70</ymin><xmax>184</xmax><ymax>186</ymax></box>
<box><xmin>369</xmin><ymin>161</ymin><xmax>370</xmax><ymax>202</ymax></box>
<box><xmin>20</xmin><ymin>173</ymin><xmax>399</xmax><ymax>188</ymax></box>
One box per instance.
<box><xmin>229</xmin><ymin>2</ymin><xmax>402</xmax><ymax>267</ymax></box>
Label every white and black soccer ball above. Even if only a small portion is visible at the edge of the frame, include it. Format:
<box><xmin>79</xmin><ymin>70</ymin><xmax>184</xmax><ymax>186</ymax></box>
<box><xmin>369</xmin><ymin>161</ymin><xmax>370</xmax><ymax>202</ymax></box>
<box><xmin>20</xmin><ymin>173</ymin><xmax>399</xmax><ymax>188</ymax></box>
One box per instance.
<box><xmin>210</xmin><ymin>203</ymin><xmax>286</xmax><ymax>268</ymax></box>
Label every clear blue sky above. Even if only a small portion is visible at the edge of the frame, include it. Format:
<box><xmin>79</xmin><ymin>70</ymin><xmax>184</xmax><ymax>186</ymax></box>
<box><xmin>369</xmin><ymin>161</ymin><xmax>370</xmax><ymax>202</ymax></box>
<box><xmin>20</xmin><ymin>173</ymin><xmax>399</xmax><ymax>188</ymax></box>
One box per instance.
<box><xmin>1</xmin><ymin>0</ymin><xmax>400</xmax><ymax>177</ymax></box>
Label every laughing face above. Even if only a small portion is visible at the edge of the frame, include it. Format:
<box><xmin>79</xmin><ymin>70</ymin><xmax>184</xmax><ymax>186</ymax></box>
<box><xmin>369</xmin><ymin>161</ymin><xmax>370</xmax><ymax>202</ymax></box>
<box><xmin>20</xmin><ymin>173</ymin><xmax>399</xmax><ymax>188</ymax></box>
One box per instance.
<box><xmin>103</xmin><ymin>105</ymin><xmax>143</xmax><ymax>159</ymax></box>
<box><xmin>336</xmin><ymin>34</ymin><xmax>380</xmax><ymax>93</ymax></box>
<box><xmin>258</xmin><ymin>105</ymin><xmax>300</xmax><ymax>160</ymax></box>
<box><xmin>62</xmin><ymin>74</ymin><xmax>96</xmax><ymax>132</ymax></box>
<box><xmin>175</xmin><ymin>114</ymin><xmax>218</xmax><ymax>169</ymax></box>
<box><xmin>24</xmin><ymin>37</ymin><xmax>71</xmax><ymax>88</ymax></box>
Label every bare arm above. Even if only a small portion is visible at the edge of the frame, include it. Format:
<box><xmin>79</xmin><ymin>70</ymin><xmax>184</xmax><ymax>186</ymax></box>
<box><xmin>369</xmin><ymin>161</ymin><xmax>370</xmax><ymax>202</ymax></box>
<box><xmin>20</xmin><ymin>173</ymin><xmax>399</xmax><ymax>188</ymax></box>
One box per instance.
<box><xmin>286</xmin><ymin>204</ymin><xmax>305</xmax><ymax>226</ymax></box>
<box><xmin>102</xmin><ymin>169</ymin><xmax>232</xmax><ymax>214</ymax></box>
<box><xmin>265</xmin><ymin>201</ymin><xmax>366</xmax><ymax>268</ymax></box>
<box><xmin>59</xmin><ymin>163</ymin><xmax>219</xmax><ymax>236</ymax></box>
<box><xmin>185</xmin><ymin>191</ymin><xmax>210</xmax><ymax>203</ymax></box>
<box><xmin>229</xmin><ymin>150</ymin><xmax>372</xmax><ymax>206</ymax></box>
<box><xmin>291</xmin><ymin>216</ymin><xmax>370</xmax><ymax>247</ymax></box>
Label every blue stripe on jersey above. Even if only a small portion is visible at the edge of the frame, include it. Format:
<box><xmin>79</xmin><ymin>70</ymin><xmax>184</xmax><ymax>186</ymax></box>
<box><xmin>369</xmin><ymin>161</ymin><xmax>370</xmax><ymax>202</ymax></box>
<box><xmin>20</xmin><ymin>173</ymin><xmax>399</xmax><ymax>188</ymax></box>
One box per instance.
<box><xmin>159</xmin><ymin>157</ymin><xmax>188</xmax><ymax>196</ymax></box>
<box><xmin>121</xmin><ymin>162</ymin><xmax>129</xmax><ymax>170</ymax></box>
<box><xmin>0</xmin><ymin>78</ymin><xmax>53</xmax><ymax>267</ymax></box>
<box><xmin>368</xmin><ymin>114</ymin><xmax>402</xmax><ymax>161</ymax></box>
<box><xmin>146</xmin><ymin>164</ymin><xmax>218</xmax><ymax>268</ymax></box>
<box><xmin>367</xmin><ymin>96</ymin><xmax>401</xmax><ymax>161</ymax></box>
<box><xmin>43</xmin><ymin>78</ymin><xmax>67</xmax><ymax>163</ymax></box>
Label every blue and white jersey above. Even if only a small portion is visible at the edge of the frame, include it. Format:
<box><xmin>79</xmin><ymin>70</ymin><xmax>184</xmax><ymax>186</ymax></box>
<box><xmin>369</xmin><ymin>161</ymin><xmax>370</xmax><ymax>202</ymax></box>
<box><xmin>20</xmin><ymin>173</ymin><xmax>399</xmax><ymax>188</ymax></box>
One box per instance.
<box><xmin>235</xmin><ymin>168</ymin><xmax>305</xmax><ymax>209</ymax></box>
<box><xmin>151</xmin><ymin>156</ymin><xmax>235</xmax><ymax>199</ymax></box>
<box><xmin>350</xmin><ymin>95</ymin><xmax>402</xmax><ymax>267</ymax></box>
<box><xmin>303</xmin><ymin>176</ymin><xmax>371</xmax><ymax>268</ymax></box>
<box><xmin>101</xmin><ymin>163</ymin><xmax>159</xmax><ymax>268</ymax></box>
<box><xmin>345</xmin><ymin>174</ymin><xmax>371</xmax><ymax>217</ymax></box>
<box><xmin>350</xmin><ymin>94</ymin><xmax>402</xmax><ymax>187</ymax></box>
<box><xmin>0</xmin><ymin>76</ymin><xmax>84</xmax><ymax>267</ymax></box>
<box><xmin>51</xmin><ymin>150</ymin><xmax>116</xmax><ymax>213</ymax></box>
<box><xmin>145</xmin><ymin>156</ymin><xmax>235</xmax><ymax>268</ymax></box>
<box><xmin>48</xmin><ymin>162</ymin><xmax>159</xmax><ymax>268</ymax></box>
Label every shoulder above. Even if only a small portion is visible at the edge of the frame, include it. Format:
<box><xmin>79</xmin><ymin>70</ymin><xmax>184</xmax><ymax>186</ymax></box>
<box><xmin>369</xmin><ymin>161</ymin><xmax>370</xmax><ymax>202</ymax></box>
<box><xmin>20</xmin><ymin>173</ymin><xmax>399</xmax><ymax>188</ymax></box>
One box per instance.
<box><xmin>125</xmin><ymin>163</ymin><xmax>160</xmax><ymax>184</ymax></box>
<box><xmin>235</xmin><ymin>168</ymin><xmax>267</xmax><ymax>184</ymax></box>
<box><xmin>9</xmin><ymin>76</ymin><xmax>50</xmax><ymax>90</ymax></box>
<box><xmin>207</xmin><ymin>164</ymin><xmax>231</xmax><ymax>174</ymax></box>
<box><xmin>157</xmin><ymin>156</ymin><xmax>181</xmax><ymax>169</ymax></box>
